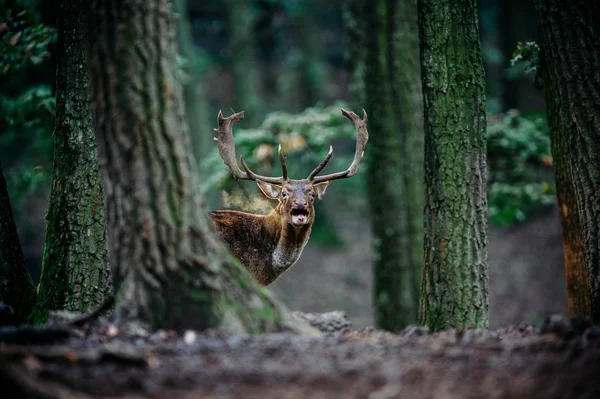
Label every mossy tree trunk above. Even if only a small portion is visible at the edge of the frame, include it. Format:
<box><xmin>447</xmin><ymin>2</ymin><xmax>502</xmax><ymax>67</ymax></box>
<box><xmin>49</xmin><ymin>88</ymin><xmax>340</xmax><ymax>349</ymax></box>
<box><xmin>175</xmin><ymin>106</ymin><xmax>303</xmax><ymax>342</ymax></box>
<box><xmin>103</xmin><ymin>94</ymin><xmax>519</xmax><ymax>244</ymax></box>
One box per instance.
<box><xmin>30</xmin><ymin>0</ymin><xmax>112</xmax><ymax>325</ymax></box>
<box><xmin>418</xmin><ymin>0</ymin><xmax>489</xmax><ymax>331</ymax></box>
<box><xmin>354</xmin><ymin>0</ymin><xmax>423</xmax><ymax>331</ymax></box>
<box><xmin>535</xmin><ymin>0</ymin><xmax>599</xmax><ymax>322</ymax></box>
<box><xmin>226</xmin><ymin>0</ymin><xmax>262</xmax><ymax>125</ymax></box>
<box><xmin>0</xmin><ymin>164</ymin><xmax>36</xmax><ymax>324</ymax></box>
<box><xmin>393</xmin><ymin>0</ymin><xmax>424</xmax><ymax>320</ymax></box>
<box><xmin>86</xmin><ymin>0</ymin><xmax>307</xmax><ymax>333</ymax></box>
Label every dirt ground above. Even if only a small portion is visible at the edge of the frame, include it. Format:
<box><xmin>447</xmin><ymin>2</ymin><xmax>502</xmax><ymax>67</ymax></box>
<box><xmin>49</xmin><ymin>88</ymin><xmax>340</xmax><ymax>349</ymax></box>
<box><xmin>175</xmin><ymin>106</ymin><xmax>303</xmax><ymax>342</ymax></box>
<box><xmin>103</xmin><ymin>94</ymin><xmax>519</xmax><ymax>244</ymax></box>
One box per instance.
<box><xmin>1</xmin><ymin>311</ymin><xmax>599</xmax><ymax>399</ymax></box>
<box><xmin>272</xmin><ymin>204</ymin><xmax>567</xmax><ymax>329</ymax></box>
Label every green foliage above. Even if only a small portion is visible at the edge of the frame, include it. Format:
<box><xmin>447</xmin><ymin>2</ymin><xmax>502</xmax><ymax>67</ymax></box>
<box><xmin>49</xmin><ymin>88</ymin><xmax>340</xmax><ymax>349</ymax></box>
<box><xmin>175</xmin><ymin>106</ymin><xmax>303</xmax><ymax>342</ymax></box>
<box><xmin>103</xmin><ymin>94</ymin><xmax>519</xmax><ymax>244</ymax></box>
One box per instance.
<box><xmin>487</xmin><ymin>110</ymin><xmax>554</xmax><ymax>226</ymax></box>
<box><xmin>0</xmin><ymin>6</ymin><xmax>56</xmax><ymax>74</ymax></box>
<box><xmin>510</xmin><ymin>41</ymin><xmax>540</xmax><ymax>76</ymax></box>
<box><xmin>201</xmin><ymin>101</ymin><xmax>363</xmax><ymax>194</ymax></box>
<box><xmin>205</xmin><ymin>104</ymin><xmax>553</xmax><ymax>231</ymax></box>
<box><xmin>0</xmin><ymin>85</ymin><xmax>54</xmax><ymax>212</ymax></box>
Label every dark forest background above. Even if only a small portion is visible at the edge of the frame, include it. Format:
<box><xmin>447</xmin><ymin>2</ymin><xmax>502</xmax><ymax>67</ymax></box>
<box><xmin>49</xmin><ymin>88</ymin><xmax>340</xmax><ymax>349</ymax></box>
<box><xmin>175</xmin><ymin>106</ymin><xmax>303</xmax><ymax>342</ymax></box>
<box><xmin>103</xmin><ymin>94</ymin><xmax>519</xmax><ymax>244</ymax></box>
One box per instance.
<box><xmin>1</xmin><ymin>0</ymin><xmax>563</xmax><ymax>328</ymax></box>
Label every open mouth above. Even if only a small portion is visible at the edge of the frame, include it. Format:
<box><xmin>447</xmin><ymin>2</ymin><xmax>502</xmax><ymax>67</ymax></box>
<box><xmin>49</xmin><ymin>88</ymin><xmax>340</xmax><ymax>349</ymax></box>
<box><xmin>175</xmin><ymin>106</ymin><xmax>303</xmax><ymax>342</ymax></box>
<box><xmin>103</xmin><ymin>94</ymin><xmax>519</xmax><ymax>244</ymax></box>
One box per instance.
<box><xmin>291</xmin><ymin>208</ymin><xmax>309</xmax><ymax>225</ymax></box>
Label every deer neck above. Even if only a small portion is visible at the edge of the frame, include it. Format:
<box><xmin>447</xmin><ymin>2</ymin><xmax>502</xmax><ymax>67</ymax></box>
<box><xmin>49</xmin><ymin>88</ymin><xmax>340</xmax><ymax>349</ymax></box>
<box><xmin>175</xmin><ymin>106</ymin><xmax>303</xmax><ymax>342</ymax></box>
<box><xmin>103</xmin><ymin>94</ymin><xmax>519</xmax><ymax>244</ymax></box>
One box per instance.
<box><xmin>265</xmin><ymin>204</ymin><xmax>312</xmax><ymax>272</ymax></box>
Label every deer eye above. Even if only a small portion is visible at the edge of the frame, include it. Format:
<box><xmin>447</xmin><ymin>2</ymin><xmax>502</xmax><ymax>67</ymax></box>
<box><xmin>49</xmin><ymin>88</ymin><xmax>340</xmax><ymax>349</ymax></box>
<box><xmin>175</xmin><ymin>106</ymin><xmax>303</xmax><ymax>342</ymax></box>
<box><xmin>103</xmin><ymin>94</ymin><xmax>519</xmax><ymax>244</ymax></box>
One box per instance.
<box><xmin>309</xmin><ymin>192</ymin><xmax>316</xmax><ymax>199</ymax></box>
<box><xmin>281</xmin><ymin>191</ymin><xmax>287</xmax><ymax>198</ymax></box>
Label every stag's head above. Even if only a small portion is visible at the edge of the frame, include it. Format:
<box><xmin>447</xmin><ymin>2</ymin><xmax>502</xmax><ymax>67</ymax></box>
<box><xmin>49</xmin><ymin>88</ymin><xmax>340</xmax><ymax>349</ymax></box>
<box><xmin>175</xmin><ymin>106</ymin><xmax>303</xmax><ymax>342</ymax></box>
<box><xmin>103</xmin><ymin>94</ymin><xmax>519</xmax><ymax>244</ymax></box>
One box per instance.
<box><xmin>214</xmin><ymin>108</ymin><xmax>368</xmax><ymax>228</ymax></box>
<box><xmin>253</xmin><ymin>178</ymin><xmax>329</xmax><ymax>227</ymax></box>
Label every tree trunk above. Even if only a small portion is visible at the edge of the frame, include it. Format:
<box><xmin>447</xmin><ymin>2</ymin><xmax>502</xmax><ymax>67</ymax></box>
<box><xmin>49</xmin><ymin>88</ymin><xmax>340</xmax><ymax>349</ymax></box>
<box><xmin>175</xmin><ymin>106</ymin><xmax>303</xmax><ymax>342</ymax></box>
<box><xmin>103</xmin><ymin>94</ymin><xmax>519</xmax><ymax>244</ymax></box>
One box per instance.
<box><xmin>361</xmin><ymin>0</ymin><xmax>420</xmax><ymax>331</ymax></box>
<box><xmin>544</xmin><ymin>84</ymin><xmax>589</xmax><ymax>319</ymax></box>
<box><xmin>29</xmin><ymin>0</ymin><xmax>112</xmax><ymax>325</ymax></box>
<box><xmin>418</xmin><ymin>0</ymin><xmax>489</xmax><ymax>331</ymax></box>
<box><xmin>0</xmin><ymin>164</ymin><xmax>36</xmax><ymax>324</ymax></box>
<box><xmin>342</xmin><ymin>0</ymin><xmax>365</xmax><ymax>109</ymax></box>
<box><xmin>535</xmin><ymin>0</ymin><xmax>600</xmax><ymax>322</ymax></box>
<box><xmin>173</xmin><ymin>0</ymin><xmax>210</xmax><ymax>161</ymax></box>
<box><xmin>86</xmin><ymin>0</ymin><xmax>308</xmax><ymax>334</ymax></box>
<box><xmin>174</xmin><ymin>0</ymin><xmax>215</xmax><ymax>208</ymax></box>
<box><xmin>226</xmin><ymin>0</ymin><xmax>262</xmax><ymax>125</ymax></box>
<box><xmin>392</xmin><ymin>0</ymin><xmax>424</xmax><ymax>318</ymax></box>
<box><xmin>291</xmin><ymin>1</ymin><xmax>325</xmax><ymax>109</ymax></box>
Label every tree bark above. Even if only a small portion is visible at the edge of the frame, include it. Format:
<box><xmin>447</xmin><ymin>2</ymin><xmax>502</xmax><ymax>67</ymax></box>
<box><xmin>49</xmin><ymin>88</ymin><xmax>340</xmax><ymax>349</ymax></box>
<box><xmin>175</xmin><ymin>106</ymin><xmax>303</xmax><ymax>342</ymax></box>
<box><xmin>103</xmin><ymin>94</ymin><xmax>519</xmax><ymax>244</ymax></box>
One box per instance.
<box><xmin>360</xmin><ymin>0</ymin><xmax>422</xmax><ymax>331</ymax></box>
<box><xmin>0</xmin><ymin>164</ymin><xmax>36</xmax><ymax>324</ymax></box>
<box><xmin>535</xmin><ymin>0</ymin><xmax>600</xmax><ymax>321</ymax></box>
<box><xmin>418</xmin><ymin>0</ymin><xmax>489</xmax><ymax>330</ymax></box>
<box><xmin>86</xmin><ymin>0</ymin><xmax>308</xmax><ymax>333</ymax></box>
<box><xmin>29</xmin><ymin>0</ymin><xmax>112</xmax><ymax>325</ymax></box>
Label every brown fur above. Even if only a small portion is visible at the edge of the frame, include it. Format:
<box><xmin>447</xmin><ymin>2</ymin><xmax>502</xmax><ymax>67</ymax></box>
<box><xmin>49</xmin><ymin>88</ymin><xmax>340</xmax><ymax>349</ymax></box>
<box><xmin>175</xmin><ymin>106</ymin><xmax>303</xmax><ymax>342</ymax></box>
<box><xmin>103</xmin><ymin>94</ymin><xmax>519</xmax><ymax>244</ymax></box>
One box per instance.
<box><xmin>210</xmin><ymin>180</ymin><xmax>327</xmax><ymax>285</ymax></box>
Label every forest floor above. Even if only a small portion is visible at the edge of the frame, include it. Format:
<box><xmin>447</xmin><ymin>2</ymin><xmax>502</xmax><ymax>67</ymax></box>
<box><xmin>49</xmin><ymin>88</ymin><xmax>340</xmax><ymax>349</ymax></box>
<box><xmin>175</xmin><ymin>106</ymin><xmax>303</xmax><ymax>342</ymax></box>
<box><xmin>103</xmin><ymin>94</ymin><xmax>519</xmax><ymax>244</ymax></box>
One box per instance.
<box><xmin>1</xmin><ymin>311</ymin><xmax>599</xmax><ymax>399</ymax></box>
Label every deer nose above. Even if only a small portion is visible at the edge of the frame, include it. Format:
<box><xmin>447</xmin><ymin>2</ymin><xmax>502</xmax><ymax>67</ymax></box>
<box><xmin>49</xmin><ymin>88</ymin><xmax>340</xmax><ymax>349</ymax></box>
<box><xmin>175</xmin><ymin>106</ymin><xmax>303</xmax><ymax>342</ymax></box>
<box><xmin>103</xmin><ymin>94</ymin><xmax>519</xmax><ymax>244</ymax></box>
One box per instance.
<box><xmin>294</xmin><ymin>200</ymin><xmax>308</xmax><ymax>208</ymax></box>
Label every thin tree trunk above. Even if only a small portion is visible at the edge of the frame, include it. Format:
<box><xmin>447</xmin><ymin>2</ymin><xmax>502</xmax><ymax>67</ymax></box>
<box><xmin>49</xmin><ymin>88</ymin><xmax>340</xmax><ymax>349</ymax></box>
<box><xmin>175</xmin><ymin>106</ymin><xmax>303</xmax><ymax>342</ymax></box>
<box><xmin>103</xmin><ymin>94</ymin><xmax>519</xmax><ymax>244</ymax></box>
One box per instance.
<box><xmin>30</xmin><ymin>0</ymin><xmax>112</xmax><ymax>325</ymax></box>
<box><xmin>174</xmin><ymin>0</ymin><xmax>215</xmax><ymax>208</ymax></box>
<box><xmin>292</xmin><ymin>1</ymin><xmax>325</xmax><ymax>109</ymax></box>
<box><xmin>362</xmin><ymin>0</ymin><xmax>417</xmax><ymax>330</ymax></box>
<box><xmin>418</xmin><ymin>0</ymin><xmax>489</xmax><ymax>331</ymax></box>
<box><xmin>392</xmin><ymin>0</ymin><xmax>424</xmax><ymax>314</ymax></box>
<box><xmin>0</xmin><ymin>164</ymin><xmax>36</xmax><ymax>324</ymax></box>
<box><xmin>86</xmin><ymin>0</ymin><xmax>310</xmax><ymax>333</ymax></box>
<box><xmin>342</xmin><ymin>0</ymin><xmax>365</xmax><ymax>109</ymax></box>
<box><xmin>535</xmin><ymin>0</ymin><xmax>600</xmax><ymax>321</ymax></box>
<box><xmin>226</xmin><ymin>0</ymin><xmax>262</xmax><ymax>125</ymax></box>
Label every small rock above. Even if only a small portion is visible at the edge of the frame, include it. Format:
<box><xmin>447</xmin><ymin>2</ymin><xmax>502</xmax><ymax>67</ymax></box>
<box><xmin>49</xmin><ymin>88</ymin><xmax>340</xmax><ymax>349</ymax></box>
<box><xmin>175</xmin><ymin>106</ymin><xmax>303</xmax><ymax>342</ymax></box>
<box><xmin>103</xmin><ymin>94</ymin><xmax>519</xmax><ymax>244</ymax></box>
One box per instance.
<box><xmin>107</xmin><ymin>324</ymin><xmax>120</xmax><ymax>337</ymax></box>
<box><xmin>291</xmin><ymin>310</ymin><xmax>351</xmax><ymax>333</ymax></box>
<box><xmin>403</xmin><ymin>325</ymin><xmax>429</xmax><ymax>337</ymax></box>
<box><xmin>183</xmin><ymin>330</ymin><xmax>197</xmax><ymax>345</ymax></box>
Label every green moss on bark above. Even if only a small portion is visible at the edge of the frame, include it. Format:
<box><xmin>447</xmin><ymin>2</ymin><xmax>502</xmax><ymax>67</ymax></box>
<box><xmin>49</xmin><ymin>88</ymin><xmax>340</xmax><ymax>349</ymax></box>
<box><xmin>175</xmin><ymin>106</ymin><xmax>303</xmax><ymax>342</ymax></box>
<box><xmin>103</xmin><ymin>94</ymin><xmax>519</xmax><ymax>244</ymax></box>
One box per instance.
<box><xmin>30</xmin><ymin>0</ymin><xmax>111</xmax><ymax>325</ymax></box>
<box><xmin>417</xmin><ymin>0</ymin><xmax>489</xmax><ymax>331</ymax></box>
<box><xmin>346</xmin><ymin>0</ymin><xmax>424</xmax><ymax>331</ymax></box>
<box><xmin>86</xmin><ymin>0</ymin><xmax>311</xmax><ymax>335</ymax></box>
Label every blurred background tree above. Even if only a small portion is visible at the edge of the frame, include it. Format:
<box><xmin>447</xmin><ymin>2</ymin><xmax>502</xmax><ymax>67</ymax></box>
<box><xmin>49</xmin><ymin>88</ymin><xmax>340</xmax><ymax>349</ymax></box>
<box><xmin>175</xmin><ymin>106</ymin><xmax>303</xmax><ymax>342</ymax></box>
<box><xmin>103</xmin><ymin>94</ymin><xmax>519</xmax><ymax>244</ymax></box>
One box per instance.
<box><xmin>1</xmin><ymin>0</ymin><xmax>564</xmax><ymax>329</ymax></box>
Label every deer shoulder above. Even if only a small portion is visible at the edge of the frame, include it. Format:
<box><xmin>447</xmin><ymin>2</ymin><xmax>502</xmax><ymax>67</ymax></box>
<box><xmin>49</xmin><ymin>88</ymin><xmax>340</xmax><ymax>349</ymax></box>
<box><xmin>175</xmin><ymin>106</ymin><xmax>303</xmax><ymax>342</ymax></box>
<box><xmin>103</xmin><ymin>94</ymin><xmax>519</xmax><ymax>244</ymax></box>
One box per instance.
<box><xmin>210</xmin><ymin>108</ymin><xmax>368</xmax><ymax>286</ymax></box>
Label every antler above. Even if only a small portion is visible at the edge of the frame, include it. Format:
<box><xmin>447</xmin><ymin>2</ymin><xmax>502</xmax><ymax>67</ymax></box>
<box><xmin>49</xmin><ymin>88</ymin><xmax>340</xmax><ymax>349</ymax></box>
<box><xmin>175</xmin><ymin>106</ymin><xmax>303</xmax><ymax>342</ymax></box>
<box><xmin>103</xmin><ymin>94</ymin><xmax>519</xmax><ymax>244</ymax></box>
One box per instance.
<box><xmin>215</xmin><ymin>110</ymin><xmax>287</xmax><ymax>184</ymax></box>
<box><xmin>308</xmin><ymin>108</ymin><xmax>369</xmax><ymax>184</ymax></box>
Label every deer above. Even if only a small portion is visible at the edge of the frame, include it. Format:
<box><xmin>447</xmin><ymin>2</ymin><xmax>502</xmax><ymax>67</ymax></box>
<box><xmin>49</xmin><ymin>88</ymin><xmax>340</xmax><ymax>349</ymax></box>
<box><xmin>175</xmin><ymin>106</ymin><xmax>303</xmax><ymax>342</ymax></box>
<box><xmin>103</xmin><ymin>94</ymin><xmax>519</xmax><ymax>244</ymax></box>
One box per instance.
<box><xmin>210</xmin><ymin>108</ymin><xmax>368</xmax><ymax>286</ymax></box>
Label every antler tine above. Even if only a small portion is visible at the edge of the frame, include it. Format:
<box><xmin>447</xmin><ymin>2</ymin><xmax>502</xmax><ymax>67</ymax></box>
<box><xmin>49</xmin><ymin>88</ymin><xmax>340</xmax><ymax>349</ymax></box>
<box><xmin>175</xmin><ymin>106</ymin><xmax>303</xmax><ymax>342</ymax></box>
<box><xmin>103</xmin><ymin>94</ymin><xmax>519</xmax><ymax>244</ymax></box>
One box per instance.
<box><xmin>240</xmin><ymin>156</ymin><xmax>285</xmax><ymax>184</ymax></box>
<box><xmin>215</xmin><ymin>110</ymin><xmax>284</xmax><ymax>184</ymax></box>
<box><xmin>278</xmin><ymin>144</ymin><xmax>288</xmax><ymax>180</ymax></box>
<box><xmin>215</xmin><ymin>110</ymin><xmax>249</xmax><ymax>181</ymax></box>
<box><xmin>309</xmin><ymin>108</ymin><xmax>369</xmax><ymax>184</ymax></box>
<box><xmin>307</xmin><ymin>146</ymin><xmax>333</xmax><ymax>180</ymax></box>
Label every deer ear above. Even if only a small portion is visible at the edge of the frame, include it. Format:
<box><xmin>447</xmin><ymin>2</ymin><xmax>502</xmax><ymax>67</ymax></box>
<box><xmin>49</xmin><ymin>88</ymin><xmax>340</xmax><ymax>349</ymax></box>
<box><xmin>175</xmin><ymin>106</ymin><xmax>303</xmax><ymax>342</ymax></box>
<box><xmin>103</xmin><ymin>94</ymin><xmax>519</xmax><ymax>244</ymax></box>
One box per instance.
<box><xmin>256</xmin><ymin>180</ymin><xmax>282</xmax><ymax>200</ymax></box>
<box><xmin>314</xmin><ymin>181</ymin><xmax>330</xmax><ymax>199</ymax></box>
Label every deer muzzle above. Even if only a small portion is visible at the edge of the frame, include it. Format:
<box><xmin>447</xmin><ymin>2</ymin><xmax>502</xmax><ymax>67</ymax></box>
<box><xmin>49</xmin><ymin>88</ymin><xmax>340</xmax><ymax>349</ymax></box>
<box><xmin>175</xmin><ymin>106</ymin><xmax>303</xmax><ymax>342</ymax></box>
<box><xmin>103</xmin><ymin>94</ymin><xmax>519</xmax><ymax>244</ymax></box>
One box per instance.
<box><xmin>290</xmin><ymin>207</ymin><xmax>310</xmax><ymax>225</ymax></box>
